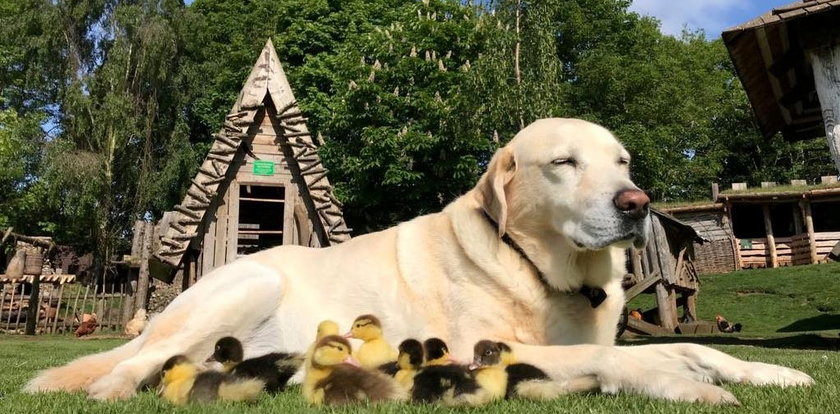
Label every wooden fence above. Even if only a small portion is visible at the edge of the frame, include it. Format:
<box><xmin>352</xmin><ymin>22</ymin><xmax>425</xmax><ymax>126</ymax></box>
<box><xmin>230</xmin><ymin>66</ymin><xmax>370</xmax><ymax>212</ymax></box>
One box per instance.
<box><xmin>736</xmin><ymin>231</ymin><xmax>840</xmax><ymax>269</ymax></box>
<box><xmin>1</xmin><ymin>274</ymin><xmax>134</xmax><ymax>334</ymax></box>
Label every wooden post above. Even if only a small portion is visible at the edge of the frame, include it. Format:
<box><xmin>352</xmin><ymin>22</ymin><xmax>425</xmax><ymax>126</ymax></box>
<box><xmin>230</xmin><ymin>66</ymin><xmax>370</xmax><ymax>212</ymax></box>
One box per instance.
<box><xmin>810</xmin><ymin>44</ymin><xmax>840</xmax><ymax>174</ymax></box>
<box><xmin>135</xmin><ymin>222</ymin><xmax>153</xmax><ymax>313</ymax></box>
<box><xmin>3</xmin><ymin>281</ymin><xmax>12</xmax><ymax>328</ymax></box>
<box><xmin>711</xmin><ymin>182</ymin><xmax>719</xmax><ymax>201</ymax></box>
<box><xmin>762</xmin><ymin>204</ymin><xmax>778</xmax><ymax>268</ymax></box>
<box><xmin>655</xmin><ymin>283</ymin><xmax>678</xmax><ymax>332</ymax></box>
<box><xmin>25</xmin><ymin>275</ymin><xmax>41</xmax><ymax>335</ymax></box>
<box><xmin>793</xmin><ymin>202</ymin><xmax>804</xmax><ymax>235</ymax></box>
<box><xmin>131</xmin><ymin>221</ymin><xmax>145</xmax><ymax>257</ymax></box>
<box><xmin>800</xmin><ymin>200</ymin><xmax>819</xmax><ymax>264</ymax></box>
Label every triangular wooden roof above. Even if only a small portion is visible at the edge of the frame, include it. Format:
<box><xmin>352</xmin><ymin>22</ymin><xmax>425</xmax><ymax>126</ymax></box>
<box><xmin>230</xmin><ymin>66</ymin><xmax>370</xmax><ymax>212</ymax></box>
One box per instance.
<box><xmin>152</xmin><ymin>39</ymin><xmax>351</xmax><ymax>272</ymax></box>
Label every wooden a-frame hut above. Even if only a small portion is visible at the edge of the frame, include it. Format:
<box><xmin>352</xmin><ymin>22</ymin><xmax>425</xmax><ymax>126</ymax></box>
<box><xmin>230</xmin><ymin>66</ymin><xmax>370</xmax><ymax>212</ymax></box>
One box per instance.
<box><xmin>150</xmin><ymin>39</ymin><xmax>351</xmax><ymax>282</ymax></box>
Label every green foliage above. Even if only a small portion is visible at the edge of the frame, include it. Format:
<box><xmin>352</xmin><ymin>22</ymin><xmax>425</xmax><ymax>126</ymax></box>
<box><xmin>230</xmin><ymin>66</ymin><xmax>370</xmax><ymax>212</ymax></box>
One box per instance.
<box><xmin>316</xmin><ymin>0</ymin><xmax>489</xmax><ymax>230</ymax></box>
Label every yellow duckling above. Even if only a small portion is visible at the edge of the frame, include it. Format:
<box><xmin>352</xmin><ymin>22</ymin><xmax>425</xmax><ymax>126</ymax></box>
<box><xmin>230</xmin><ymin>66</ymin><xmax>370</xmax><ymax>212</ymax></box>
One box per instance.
<box><xmin>345</xmin><ymin>314</ymin><xmax>398</xmax><ymax>369</ymax></box>
<box><xmin>305</xmin><ymin>320</ymin><xmax>340</xmax><ymax>370</ymax></box>
<box><xmin>160</xmin><ymin>355</ymin><xmax>264</xmax><ymax>405</ymax></box>
<box><xmin>303</xmin><ymin>335</ymin><xmax>405</xmax><ymax>405</ymax></box>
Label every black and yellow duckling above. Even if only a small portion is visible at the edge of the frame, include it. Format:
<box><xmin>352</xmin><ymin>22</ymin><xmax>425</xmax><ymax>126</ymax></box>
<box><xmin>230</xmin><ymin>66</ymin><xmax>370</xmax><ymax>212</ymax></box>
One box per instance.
<box><xmin>392</xmin><ymin>339</ymin><xmax>424</xmax><ymax>390</ymax></box>
<box><xmin>470</xmin><ymin>340</ymin><xmax>599</xmax><ymax>400</ymax></box>
<box><xmin>160</xmin><ymin>355</ymin><xmax>264</xmax><ymax>405</ymax></box>
<box><xmin>423</xmin><ymin>337</ymin><xmax>454</xmax><ymax>366</ymax></box>
<box><xmin>345</xmin><ymin>314</ymin><xmax>398</xmax><ymax>370</ymax></box>
<box><xmin>212</xmin><ymin>337</ymin><xmax>303</xmax><ymax>394</ymax></box>
<box><xmin>410</xmin><ymin>339</ymin><xmax>480</xmax><ymax>405</ymax></box>
<box><xmin>303</xmin><ymin>335</ymin><xmax>406</xmax><ymax>406</ymax></box>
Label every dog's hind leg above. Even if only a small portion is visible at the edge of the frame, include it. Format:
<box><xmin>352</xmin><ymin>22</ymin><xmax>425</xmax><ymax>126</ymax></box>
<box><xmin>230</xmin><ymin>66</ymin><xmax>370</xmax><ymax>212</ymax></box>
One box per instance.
<box><xmin>82</xmin><ymin>261</ymin><xmax>285</xmax><ymax>400</ymax></box>
<box><xmin>24</xmin><ymin>335</ymin><xmax>145</xmax><ymax>393</ymax></box>
<box><xmin>620</xmin><ymin>343</ymin><xmax>814</xmax><ymax>387</ymax></box>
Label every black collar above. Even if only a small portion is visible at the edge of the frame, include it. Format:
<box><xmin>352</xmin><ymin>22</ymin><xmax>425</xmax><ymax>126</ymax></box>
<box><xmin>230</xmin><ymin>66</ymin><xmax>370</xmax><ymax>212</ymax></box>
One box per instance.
<box><xmin>482</xmin><ymin>211</ymin><xmax>607</xmax><ymax>308</ymax></box>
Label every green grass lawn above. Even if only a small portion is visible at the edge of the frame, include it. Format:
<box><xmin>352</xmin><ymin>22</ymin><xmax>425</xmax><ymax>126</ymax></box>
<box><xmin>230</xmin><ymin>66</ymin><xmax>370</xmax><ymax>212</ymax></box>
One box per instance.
<box><xmin>1</xmin><ymin>264</ymin><xmax>839</xmax><ymax>413</ymax></box>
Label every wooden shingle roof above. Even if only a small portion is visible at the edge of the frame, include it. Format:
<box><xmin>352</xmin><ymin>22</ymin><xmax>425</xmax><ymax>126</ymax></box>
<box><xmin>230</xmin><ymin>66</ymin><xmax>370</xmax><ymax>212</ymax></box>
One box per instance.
<box><xmin>722</xmin><ymin>0</ymin><xmax>840</xmax><ymax>141</ymax></box>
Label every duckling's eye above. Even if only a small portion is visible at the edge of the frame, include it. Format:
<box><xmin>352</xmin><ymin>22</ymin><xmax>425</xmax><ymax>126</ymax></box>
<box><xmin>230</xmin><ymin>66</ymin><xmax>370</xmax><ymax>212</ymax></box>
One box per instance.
<box><xmin>484</xmin><ymin>350</ymin><xmax>492</xmax><ymax>356</ymax></box>
<box><xmin>551</xmin><ymin>158</ymin><xmax>576</xmax><ymax>167</ymax></box>
<box><xmin>618</xmin><ymin>157</ymin><xmax>630</xmax><ymax>166</ymax></box>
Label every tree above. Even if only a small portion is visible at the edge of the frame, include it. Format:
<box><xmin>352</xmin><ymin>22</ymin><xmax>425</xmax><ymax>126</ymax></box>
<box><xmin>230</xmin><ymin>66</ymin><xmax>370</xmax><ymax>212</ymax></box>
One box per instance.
<box><xmin>315</xmin><ymin>0</ymin><xmax>491</xmax><ymax>231</ymax></box>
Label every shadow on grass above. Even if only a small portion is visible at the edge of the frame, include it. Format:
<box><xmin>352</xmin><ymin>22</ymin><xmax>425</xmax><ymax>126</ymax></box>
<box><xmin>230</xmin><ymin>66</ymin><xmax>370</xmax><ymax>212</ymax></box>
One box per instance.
<box><xmin>777</xmin><ymin>314</ymin><xmax>840</xmax><ymax>333</ymax></box>
<box><xmin>620</xmin><ymin>333</ymin><xmax>840</xmax><ymax>350</ymax></box>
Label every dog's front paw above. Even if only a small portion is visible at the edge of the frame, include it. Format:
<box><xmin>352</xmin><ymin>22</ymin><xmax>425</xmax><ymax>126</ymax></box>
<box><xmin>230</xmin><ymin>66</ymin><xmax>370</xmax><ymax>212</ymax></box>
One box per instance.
<box><xmin>87</xmin><ymin>374</ymin><xmax>137</xmax><ymax>401</ymax></box>
<box><xmin>693</xmin><ymin>382</ymin><xmax>740</xmax><ymax>406</ymax></box>
<box><xmin>739</xmin><ymin>362</ymin><xmax>814</xmax><ymax>387</ymax></box>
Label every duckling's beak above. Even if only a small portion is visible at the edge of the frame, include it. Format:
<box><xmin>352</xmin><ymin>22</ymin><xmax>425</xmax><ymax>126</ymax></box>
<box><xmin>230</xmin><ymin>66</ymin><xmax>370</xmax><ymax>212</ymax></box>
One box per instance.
<box><xmin>343</xmin><ymin>331</ymin><xmax>354</xmax><ymax>338</ymax></box>
<box><xmin>343</xmin><ymin>356</ymin><xmax>361</xmax><ymax>367</ymax></box>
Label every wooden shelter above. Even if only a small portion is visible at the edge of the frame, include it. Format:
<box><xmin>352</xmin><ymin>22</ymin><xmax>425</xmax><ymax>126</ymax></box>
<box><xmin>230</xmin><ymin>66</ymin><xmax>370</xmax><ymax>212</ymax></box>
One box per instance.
<box><xmin>623</xmin><ymin>210</ymin><xmax>708</xmax><ymax>335</ymax></box>
<box><xmin>660</xmin><ymin>180</ymin><xmax>840</xmax><ymax>272</ymax></box>
<box><xmin>151</xmin><ymin>39</ymin><xmax>351</xmax><ymax>282</ymax></box>
<box><xmin>722</xmin><ymin>0</ymin><xmax>840</xmax><ymax>172</ymax></box>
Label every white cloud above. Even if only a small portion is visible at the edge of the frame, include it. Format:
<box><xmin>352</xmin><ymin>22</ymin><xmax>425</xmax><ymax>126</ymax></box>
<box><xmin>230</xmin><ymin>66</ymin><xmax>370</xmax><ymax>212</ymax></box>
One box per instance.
<box><xmin>629</xmin><ymin>0</ymin><xmax>752</xmax><ymax>37</ymax></box>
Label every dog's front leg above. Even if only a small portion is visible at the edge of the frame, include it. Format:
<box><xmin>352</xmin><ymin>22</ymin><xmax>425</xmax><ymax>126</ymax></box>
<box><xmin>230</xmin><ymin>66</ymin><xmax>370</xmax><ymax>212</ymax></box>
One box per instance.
<box><xmin>619</xmin><ymin>343</ymin><xmax>814</xmax><ymax>387</ymax></box>
<box><xmin>508</xmin><ymin>342</ymin><xmax>740</xmax><ymax>405</ymax></box>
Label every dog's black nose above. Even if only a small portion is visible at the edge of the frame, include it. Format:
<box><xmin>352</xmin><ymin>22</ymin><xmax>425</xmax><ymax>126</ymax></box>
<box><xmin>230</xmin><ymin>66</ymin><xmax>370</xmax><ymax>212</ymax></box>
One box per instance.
<box><xmin>613</xmin><ymin>188</ymin><xmax>650</xmax><ymax>220</ymax></box>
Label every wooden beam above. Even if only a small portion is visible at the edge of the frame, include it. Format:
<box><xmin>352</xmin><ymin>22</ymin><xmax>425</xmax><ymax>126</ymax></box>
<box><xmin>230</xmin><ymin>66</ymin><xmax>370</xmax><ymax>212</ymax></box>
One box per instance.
<box><xmin>810</xmin><ymin>44</ymin><xmax>840</xmax><ymax>173</ymax></box>
<box><xmin>624</xmin><ymin>271</ymin><xmax>661</xmax><ymax>301</ymax></box>
<box><xmin>762</xmin><ymin>204</ymin><xmax>778</xmax><ymax>268</ymax></box>
<box><xmin>800</xmin><ymin>200</ymin><xmax>819</xmax><ymax>264</ymax></box>
<box><xmin>626</xmin><ymin>316</ymin><xmax>670</xmax><ymax>336</ymax></box>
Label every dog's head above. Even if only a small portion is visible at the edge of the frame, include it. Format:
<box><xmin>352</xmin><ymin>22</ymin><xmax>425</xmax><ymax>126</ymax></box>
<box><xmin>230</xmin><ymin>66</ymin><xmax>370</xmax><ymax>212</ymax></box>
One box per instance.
<box><xmin>477</xmin><ymin>118</ymin><xmax>650</xmax><ymax>250</ymax></box>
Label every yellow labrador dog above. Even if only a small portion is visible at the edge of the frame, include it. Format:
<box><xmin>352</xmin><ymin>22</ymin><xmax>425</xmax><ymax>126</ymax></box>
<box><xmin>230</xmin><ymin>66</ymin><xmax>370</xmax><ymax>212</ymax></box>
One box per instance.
<box><xmin>26</xmin><ymin>118</ymin><xmax>812</xmax><ymax>404</ymax></box>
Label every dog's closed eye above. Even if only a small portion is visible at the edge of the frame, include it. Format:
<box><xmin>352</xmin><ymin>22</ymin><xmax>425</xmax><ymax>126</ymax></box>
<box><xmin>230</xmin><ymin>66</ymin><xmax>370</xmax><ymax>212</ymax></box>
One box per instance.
<box><xmin>551</xmin><ymin>158</ymin><xmax>576</xmax><ymax>167</ymax></box>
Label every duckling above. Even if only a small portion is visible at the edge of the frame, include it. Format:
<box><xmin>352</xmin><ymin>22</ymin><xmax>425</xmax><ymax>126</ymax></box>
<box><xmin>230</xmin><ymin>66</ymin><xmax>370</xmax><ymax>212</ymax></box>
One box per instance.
<box><xmin>304</xmin><ymin>335</ymin><xmax>405</xmax><ymax>405</ymax></box>
<box><xmin>410</xmin><ymin>338</ymin><xmax>479</xmax><ymax>404</ymax></box>
<box><xmin>423</xmin><ymin>337</ymin><xmax>454</xmax><ymax>366</ymax></box>
<box><xmin>160</xmin><ymin>355</ymin><xmax>264</xmax><ymax>405</ymax></box>
<box><xmin>305</xmin><ymin>320</ymin><xmax>340</xmax><ymax>370</ymax></box>
<box><xmin>393</xmin><ymin>339</ymin><xmax>424</xmax><ymax>390</ymax></box>
<box><xmin>437</xmin><ymin>340</ymin><xmax>509</xmax><ymax>406</ymax></box>
<box><xmin>212</xmin><ymin>337</ymin><xmax>303</xmax><ymax>393</ymax></box>
<box><xmin>345</xmin><ymin>314</ymin><xmax>398</xmax><ymax>369</ymax></box>
<box><xmin>471</xmin><ymin>340</ymin><xmax>599</xmax><ymax>400</ymax></box>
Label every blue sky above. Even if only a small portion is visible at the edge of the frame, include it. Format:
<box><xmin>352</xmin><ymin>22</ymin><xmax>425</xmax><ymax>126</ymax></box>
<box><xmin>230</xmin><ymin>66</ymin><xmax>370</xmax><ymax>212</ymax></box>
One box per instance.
<box><xmin>629</xmin><ymin>0</ymin><xmax>795</xmax><ymax>38</ymax></box>
<box><xmin>184</xmin><ymin>0</ymin><xmax>793</xmax><ymax>38</ymax></box>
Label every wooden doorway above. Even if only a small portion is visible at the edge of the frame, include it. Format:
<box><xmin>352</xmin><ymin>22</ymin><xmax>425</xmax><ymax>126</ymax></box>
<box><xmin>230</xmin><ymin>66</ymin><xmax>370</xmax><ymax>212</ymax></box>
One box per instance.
<box><xmin>235</xmin><ymin>183</ymin><xmax>296</xmax><ymax>257</ymax></box>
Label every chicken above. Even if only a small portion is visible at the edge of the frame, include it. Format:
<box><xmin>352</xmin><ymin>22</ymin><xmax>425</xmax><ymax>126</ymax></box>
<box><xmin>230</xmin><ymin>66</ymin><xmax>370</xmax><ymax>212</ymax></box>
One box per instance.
<box><xmin>124</xmin><ymin>309</ymin><xmax>147</xmax><ymax>337</ymax></box>
<box><xmin>75</xmin><ymin>313</ymin><xmax>97</xmax><ymax>337</ymax></box>
<box><xmin>716</xmin><ymin>314</ymin><xmax>742</xmax><ymax>333</ymax></box>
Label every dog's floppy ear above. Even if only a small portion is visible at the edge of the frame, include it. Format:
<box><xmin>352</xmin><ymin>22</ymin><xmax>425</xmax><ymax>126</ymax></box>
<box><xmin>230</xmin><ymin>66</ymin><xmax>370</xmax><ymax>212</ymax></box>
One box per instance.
<box><xmin>477</xmin><ymin>146</ymin><xmax>516</xmax><ymax>237</ymax></box>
